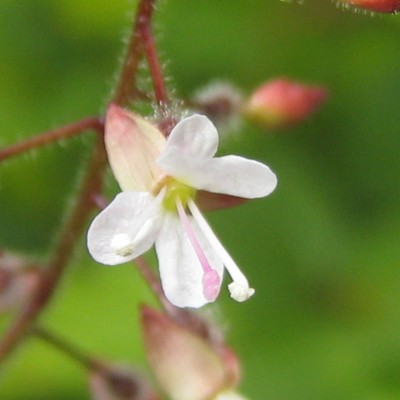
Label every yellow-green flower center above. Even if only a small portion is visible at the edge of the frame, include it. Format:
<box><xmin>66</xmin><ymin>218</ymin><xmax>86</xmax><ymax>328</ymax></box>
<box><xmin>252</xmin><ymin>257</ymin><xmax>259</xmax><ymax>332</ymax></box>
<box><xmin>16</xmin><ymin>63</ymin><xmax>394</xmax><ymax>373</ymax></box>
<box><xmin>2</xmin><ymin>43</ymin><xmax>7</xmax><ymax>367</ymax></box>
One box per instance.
<box><xmin>162</xmin><ymin>178</ymin><xmax>196</xmax><ymax>212</ymax></box>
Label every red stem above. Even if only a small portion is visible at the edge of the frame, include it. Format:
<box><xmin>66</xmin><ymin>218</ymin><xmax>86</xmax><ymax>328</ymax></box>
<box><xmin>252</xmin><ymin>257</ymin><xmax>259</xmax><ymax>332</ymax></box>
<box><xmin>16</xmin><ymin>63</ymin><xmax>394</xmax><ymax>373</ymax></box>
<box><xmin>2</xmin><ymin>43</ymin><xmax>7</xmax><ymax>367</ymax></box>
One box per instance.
<box><xmin>31</xmin><ymin>325</ymin><xmax>102</xmax><ymax>372</ymax></box>
<box><xmin>0</xmin><ymin>135</ymin><xmax>107</xmax><ymax>362</ymax></box>
<box><xmin>0</xmin><ymin>0</ymin><xmax>165</xmax><ymax>364</ymax></box>
<box><xmin>135</xmin><ymin>256</ymin><xmax>213</xmax><ymax>340</ymax></box>
<box><xmin>140</xmin><ymin>23</ymin><xmax>169</xmax><ymax>107</ymax></box>
<box><xmin>32</xmin><ymin>325</ymin><xmax>161</xmax><ymax>400</ymax></box>
<box><xmin>113</xmin><ymin>0</ymin><xmax>158</xmax><ymax>106</ymax></box>
<box><xmin>135</xmin><ymin>256</ymin><xmax>177</xmax><ymax>314</ymax></box>
<box><xmin>0</xmin><ymin>117</ymin><xmax>103</xmax><ymax>161</ymax></box>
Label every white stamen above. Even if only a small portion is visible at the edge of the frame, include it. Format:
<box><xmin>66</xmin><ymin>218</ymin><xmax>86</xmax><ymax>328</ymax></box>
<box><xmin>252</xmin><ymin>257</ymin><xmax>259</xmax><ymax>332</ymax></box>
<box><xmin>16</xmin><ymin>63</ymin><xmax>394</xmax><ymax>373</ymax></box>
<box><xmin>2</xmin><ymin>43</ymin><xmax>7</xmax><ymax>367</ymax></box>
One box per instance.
<box><xmin>187</xmin><ymin>199</ymin><xmax>255</xmax><ymax>301</ymax></box>
<box><xmin>111</xmin><ymin>233</ymin><xmax>134</xmax><ymax>257</ymax></box>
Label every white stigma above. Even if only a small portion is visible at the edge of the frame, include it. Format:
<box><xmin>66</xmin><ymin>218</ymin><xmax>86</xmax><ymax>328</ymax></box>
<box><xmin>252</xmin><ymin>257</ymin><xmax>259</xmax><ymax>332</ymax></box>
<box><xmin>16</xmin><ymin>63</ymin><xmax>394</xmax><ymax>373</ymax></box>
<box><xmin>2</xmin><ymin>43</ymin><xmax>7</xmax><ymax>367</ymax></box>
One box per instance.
<box><xmin>111</xmin><ymin>233</ymin><xmax>134</xmax><ymax>257</ymax></box>
<box><xmin>228</xmin><ymin>282</ymin><xmax>255</xmax><ymax>302</ymax></box>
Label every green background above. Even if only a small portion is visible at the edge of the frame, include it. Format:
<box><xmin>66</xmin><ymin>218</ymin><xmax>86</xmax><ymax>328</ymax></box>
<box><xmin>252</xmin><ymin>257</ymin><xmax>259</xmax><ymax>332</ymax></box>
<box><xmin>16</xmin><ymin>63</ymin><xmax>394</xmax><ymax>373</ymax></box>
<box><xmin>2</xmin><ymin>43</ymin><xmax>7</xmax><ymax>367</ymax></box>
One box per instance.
<box><xmin>1</xmin><ymin>1</ymin><xmax>400</xmax><ymax>399</ymax></box>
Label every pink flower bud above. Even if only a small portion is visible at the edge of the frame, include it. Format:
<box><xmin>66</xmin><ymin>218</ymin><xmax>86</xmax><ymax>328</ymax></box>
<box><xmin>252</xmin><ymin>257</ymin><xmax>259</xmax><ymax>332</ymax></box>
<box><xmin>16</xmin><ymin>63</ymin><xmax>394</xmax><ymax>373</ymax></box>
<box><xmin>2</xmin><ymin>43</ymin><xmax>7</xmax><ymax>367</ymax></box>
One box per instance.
<box><xmin>140</xmin><ymin>306</ymin><xmax>240</xmax><ymax>400</ymax></box>
<box><xmin>244</xmin><ymin>78</ymin><xmax>327</xmax><ymax>129</ymax></box>
<box><xmin>338</xmin><ymin>0</ymin><xmax>400</xmax><ymax>12</ymax></box>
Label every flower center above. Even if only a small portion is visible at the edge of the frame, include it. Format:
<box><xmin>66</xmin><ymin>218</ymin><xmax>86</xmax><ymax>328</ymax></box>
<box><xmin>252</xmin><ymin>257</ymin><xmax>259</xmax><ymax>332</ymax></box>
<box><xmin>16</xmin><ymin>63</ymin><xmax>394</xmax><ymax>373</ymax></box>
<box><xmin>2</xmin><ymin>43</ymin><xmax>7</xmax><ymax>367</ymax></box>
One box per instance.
<box><xmin>162</xmin><ymin>178</ymin><xmax>196</xmax><ymax>212</ymax></box>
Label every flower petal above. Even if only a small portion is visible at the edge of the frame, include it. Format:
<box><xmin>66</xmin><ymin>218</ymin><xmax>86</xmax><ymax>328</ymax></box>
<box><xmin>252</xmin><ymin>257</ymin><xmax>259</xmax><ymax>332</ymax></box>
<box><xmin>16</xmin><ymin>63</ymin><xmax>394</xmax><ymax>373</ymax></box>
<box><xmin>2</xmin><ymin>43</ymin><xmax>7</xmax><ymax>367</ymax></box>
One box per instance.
<box><xmin>105</xmin><ymin>104</ymin><xmax>166</xmax><ymax>192</ymax></box>
<box><xmin>161</xmin><ymin>114</ymin><xmax>219</xmax><ymax>161</ymax></box>
<box><xmin>159</xmin><ymin>153</ymin><xmax>277</xmax><ymax>199</ymax></box>
<box><xmin>87</xmin><ymin>192</ymin><xmax>163</xmax><ymax>265</ymax></box>
<box><xmin>155</xmin><ymin>212</ymin><xmax>223</xmax><ymax>308</ymax></box>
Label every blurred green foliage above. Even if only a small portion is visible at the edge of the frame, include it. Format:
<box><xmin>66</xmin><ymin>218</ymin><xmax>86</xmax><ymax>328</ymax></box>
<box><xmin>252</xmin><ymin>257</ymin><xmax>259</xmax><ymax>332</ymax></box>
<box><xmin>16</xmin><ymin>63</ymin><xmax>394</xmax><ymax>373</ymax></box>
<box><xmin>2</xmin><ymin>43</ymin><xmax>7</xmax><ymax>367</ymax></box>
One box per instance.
<box><xmin>1</xmin><ymin>1</ymin><xmax>400</xmax><ymax>399</ymax></box>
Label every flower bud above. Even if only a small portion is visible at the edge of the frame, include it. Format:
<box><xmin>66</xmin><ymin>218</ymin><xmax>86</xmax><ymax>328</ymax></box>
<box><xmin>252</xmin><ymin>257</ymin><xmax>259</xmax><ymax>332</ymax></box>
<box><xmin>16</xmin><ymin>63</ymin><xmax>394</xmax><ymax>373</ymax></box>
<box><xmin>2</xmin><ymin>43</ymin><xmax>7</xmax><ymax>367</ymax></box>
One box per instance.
<box><xmin>244</xmin><ymin>78</ymin><xmax>327</xmax><ymax>129</ymax></box>
<box><xmin>338</xmin><ymin>0</ymin><xmax>400</xmax><ymax>13</ymax></box>
<box><xmin>140</xmin><ymin>306</ymin><xmax>241</xmax><ymax>400</ymax></box>
<box><xmin>191</xmin><ymin>82</ymin><xmax>243</xmax><ymax>131</ymax></box>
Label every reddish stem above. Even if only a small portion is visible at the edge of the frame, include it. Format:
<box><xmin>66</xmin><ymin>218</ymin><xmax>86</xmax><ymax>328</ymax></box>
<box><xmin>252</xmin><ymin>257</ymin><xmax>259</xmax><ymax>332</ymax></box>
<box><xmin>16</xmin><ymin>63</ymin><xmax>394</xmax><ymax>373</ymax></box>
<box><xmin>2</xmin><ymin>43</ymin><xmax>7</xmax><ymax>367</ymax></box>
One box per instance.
<box><xmin>113</xmin><ymin>0</ymin><xmax>157</xmax><ymax>106</ymax></box>
<box><xmin>140</xmin><ymin>22</ymin><xmax>169</xmax><ymax>107</ymax></box>
<box><xmin>0</xmin><ymin>135</ymin><xmax>107</xmax><ymax>362</ymax></box>
<box><xmin>135</xmin><ymin>256</ymin><xmax>214</xmax><ymax>341</ymax></box>
<box><xmin>0</xmin><ymin>0</ymin><xmax>166</xmax><ymax>365</ymax></box>
<box><xmin>0</xmin><ymin>117</ymin><xmax>103</xmax><ymax>161</ymax></box>
<box><xmin>135</xmin><ymin>256</ymin><xmax>177</xmax><ymax>314</ymax></box>
<box><xmin>31</xmin><ymin>325</ymin><xmax>102</xmax><ymax>372</ymax></box>
<box><xmin>32</xmin><ymin>326</ymin><xmax>161</xmax><ymax>400</ymax></box>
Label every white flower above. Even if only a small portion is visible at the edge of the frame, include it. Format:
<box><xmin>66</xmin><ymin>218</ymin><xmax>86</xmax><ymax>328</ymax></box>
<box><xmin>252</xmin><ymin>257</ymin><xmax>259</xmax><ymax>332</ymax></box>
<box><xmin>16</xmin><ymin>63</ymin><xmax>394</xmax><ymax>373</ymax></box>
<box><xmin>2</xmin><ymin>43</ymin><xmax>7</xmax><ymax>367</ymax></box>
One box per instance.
<box><xmin>87</xmin><ymin>105</ymin><xmax>277</xmax><ymax>308</ymax></box>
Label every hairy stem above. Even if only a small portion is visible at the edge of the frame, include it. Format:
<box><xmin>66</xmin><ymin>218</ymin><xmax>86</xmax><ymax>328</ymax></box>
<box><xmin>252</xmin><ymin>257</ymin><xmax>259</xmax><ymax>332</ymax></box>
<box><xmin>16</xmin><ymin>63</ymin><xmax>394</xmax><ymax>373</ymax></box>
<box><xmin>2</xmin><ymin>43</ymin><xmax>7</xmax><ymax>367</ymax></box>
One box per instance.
<box><xmin>113</xmin><ymin>0</ymin><xmax>157</xmax><ymax>106</ymax></box>
<box><xmin>32</xmin><ymin>326</ymin><xmax>160</xmax><ymax>400</ymax></box>
<box><xmin>0</xmin><ymin>135</ymin><xmax>107</xmax><ymax>363</ymax></box>
<box><xmin>0</xmin><ymin>0</ymin><xmax>163</xmax><ymax>365</ymax></box>
<box><xmin>140</xmin><ymin>21</ymin><xmax>169</xmax><ymax>107</ymax></box>
<box><xmin>0</xmin><ymin>117</ymin><xmax>103</xmax><ymax>161</ymax></box>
